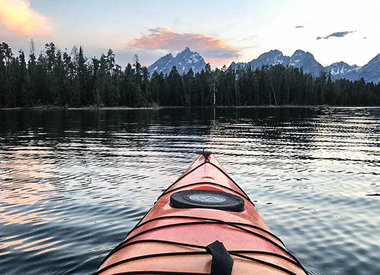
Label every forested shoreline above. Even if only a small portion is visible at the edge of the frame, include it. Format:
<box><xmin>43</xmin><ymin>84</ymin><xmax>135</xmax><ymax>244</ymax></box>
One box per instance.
<box><xmin>1</xmin><ymin>41</ymin><xmax>380</xmax><ymax>108</ymax></box>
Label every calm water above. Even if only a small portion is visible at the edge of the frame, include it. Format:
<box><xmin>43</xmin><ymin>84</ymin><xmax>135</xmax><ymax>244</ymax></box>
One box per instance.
<box><xmin>0</xmin><ymin>107</ymin><xmax>379</xmax><ymax>275</ymax></box>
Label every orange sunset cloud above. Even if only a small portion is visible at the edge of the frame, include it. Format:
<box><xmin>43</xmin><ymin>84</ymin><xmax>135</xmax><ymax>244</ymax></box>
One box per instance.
<box><xmin>0</xmin><ymin>0</ymin><xmax>52</xmax><ymax>36</ymax></box>
<box><xmin>130</xmin><ymin>27</ymin><xmax>239</xmax><ymax>65</ymax></box>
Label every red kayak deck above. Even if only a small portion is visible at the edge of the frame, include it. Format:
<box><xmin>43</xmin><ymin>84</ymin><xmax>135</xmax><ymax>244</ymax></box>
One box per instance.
<box><xmin>97</xmin><ymin>153</ymin><xmax>307</xmax><ymax>274</ymax></box>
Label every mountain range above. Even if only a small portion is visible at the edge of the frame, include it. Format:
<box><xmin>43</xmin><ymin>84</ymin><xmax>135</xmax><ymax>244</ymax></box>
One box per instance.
<box><xmin>148</xmin><ymin>48</ymin><xmax>380</xmax><ymax>84</ymax></box>
<box><xmin>229</xmin><ymin>49</ymin><xmax>380</xmax><ymax>84</ymax></box>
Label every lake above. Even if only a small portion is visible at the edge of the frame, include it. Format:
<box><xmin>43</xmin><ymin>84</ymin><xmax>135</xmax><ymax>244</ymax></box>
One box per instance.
<box><xmin>0</xmin><ymin>107</ymin><xmax>379</xmax><ymax>274</ymax></box>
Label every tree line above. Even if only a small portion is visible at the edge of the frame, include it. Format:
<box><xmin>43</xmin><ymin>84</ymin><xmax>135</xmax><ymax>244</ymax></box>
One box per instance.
<box><xmin>1</xmin><ymin>41</ymin><xmax>379</xmax><ymax>108</ymax></box>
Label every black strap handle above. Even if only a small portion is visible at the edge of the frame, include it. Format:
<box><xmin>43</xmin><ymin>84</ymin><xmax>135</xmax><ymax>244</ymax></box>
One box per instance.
<box><xmin>206</xmin><ymin>241</ymin><xmax>234</xmax><ymax>275</ymax></box>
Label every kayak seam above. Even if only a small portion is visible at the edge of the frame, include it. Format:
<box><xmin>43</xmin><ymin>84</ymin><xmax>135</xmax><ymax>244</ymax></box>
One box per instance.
<box><xmin>95</xmin><ymin>250</ymin><xmax>297</xmax><ymax>275</ymax></box>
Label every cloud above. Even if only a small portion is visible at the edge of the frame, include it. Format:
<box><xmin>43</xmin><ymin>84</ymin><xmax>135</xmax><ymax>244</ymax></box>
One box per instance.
<box><xmin>295</xmin><ymin>25</ymin><xmax>304</xmax><ymax>29</ymax></box>
<box><xmin>237</xmin><ymin>35</ymin><xmax>257</xmax><ymax>42</ymax></box>
<box><xmin>316</xmin><ymin>31</ymin><xmax>355</xmax><ymax>40</ymax></box>
<box><xmin>0</xmin><ymin>0</ymin><xmax>52</xmax><ymax>36</ymax></box>
<box><xmin>129</xmin><ymin>27</ymin><xmax>240</xmax><ymax>65</ymax></box>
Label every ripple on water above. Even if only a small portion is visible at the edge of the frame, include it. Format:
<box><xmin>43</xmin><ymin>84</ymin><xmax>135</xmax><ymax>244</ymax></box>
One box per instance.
<box><xmin>0</xmin><ymin>107</ymin><xmax>379</xmax><ymax>274</ymax></box>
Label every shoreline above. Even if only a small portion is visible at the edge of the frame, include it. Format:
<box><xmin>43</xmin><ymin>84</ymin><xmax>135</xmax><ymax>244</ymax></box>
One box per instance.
<box><xmin>1</xmin><ymin>105</ymin><xmax>379</xmax><ymax>111</ymax></box>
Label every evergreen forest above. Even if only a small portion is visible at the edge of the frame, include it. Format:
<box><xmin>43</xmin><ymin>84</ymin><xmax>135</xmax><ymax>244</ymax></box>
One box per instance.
<box><xmin>1</xmin><ymin>42</ymin><xmax>380</xmax><ymax>108</ymax></box>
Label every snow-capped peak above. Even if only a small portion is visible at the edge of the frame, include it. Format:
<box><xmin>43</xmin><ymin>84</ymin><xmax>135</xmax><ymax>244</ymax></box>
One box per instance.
<box><xmin>148</xmin><ymin>47</ymin><xmax>206</xmax><ymax>76</ymax></box>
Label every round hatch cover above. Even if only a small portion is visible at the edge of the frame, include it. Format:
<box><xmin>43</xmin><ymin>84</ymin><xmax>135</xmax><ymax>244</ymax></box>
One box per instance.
<box><xmin>170</xmin><ymin>190</ymin><xmax>244</xmax><ymax>212</ymax></box>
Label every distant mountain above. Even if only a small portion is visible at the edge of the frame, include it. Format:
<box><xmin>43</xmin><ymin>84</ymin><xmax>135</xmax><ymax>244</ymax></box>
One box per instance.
<box><xmin>228</xmin><ymin>61</ymin><xmax>247</xmax><ymax>71</ymax></box>
<box><xmin>228</xmin><ymin>49</ymin><xmax>380</xmax><ymax>84</ymax></box>
<box><xmin>250</xmin><ymin>49</ymin><xmax>289</xmax><ymax>69</ymax></box>
<box><xmin>148</xmin><ymin>47</ymin><xmax>206</xmax><ymax>76</ymax></box>
<box><xmin>148</xmin><ymin>53</ymin><xmax>174</xmax><ymax>75</ymax></box>
<box><xmin>353</xmin><ymin>54</ymin><xmax>380</xmax><ymax>84</ymax></box>
<box><xmin>230</xmin><ymin>49</ymin><xmax>323</xmax><ymax>76</ymax></box>
<box><xmin>288</xmin><ymin>50</ymin><xmax>324</xmax><ymax>76</ymax></box>
<box><xmin>324</xmin><ymin>61</ymin><xmax>360</xmax><ymax>81</ymax></box>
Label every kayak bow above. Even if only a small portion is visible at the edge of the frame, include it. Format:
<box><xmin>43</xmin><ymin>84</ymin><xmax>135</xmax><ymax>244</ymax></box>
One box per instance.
<box><xmin>97</xmin><ymin>151</ymin><xmax>307</xmax><ymax>275</ymax></box>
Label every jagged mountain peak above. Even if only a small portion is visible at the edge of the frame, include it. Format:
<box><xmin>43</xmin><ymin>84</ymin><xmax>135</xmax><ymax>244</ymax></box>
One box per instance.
<box><xmin>175</xmin><ymin>47</ymin><xmax>192</xmax><ymax>57</ymax></box>
<box><xmin>163</xmin><ymin>53</ymin><xmax>174</xmax><ymax>58</ymax></box>
<box><xmin>289</xmin><ymin>50</ymin><xmax>322</xmax><ymax>69</ymax></box>
<box><xmin>256</xmin><ymin>49</ymin><xmax>285</xmax><ymax>60</ymax></box>
<box><xmin>292</xmin><ymin>49</ymin><xmax>306</xmax><ymax>56</ymax></box>
<box><xmin>248</xmin><ymin>50</ymin><xmax>287</xmax><ymax>69</ymax></box>
<box><xmin>325</xmin><ymin>62</ymin><xmax>360</xmax><ymax>80</ymax></box>
<box><xmin>291</xmin><ymin>50</ymin><xmax>316</xmax><ymax>61</ymax></box>
<box><xmin>263</xmin><ymin>49</ymin><xmax>283</xmax><ymax>55</ymax></box>
<box><xmin>326</xmin><ymin>61</ymin><xmax>359</xmax><ymax>69</ymax></box>
<box><xmin>148</xmin><ymin>47</ymin><xmax>206</xmax><ymax>76</ymax></box>
<box><xmin>175</xmin><ymin>47</ymin><xmax>202</xmax><ymax>62</ymax></box>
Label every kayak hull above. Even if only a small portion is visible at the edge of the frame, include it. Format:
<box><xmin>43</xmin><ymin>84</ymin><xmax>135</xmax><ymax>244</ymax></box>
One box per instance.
<box><xmin>97</xmin><ymin>153</ymin><xmax>307</xmax><ymax>274</ymax></box>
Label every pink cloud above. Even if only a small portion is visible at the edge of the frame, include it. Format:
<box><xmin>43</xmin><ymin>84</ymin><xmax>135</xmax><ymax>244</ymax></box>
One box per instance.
<box><xmin>0</xmin><ymin>0</ymin><xmax>52</xmax><ymax>36</ymax></box>
<box><xmin>130</xmin><ymin>27</ymin><xmax>239</xmax><ymax>65</ymax></box>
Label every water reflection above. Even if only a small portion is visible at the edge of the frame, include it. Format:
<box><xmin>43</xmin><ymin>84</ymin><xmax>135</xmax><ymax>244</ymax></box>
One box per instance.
<box><xmin>0</xmin><ymin>107</ymin><xmax>379</xmax><ymax>274</ymax></box>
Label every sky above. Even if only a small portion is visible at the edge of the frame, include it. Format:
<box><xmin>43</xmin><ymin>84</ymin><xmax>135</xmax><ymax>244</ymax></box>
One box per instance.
<box><xmin>0</xmin><ymin>0</ymin><xmax>379</xmax><ymax>68</ymax></box>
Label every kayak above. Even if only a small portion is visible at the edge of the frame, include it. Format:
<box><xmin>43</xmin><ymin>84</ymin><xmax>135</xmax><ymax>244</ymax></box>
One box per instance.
<box><xmin>96</xmin><ymin>151</ymin><xmax>307</xmax><ymax>274</ymax></box>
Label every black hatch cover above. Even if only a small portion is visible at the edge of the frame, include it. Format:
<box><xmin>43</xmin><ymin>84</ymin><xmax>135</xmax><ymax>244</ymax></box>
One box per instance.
<box><xmin>170</xmin><ymin>190</ymin><xmax>244</xmax><ymax>212</ymax></box>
